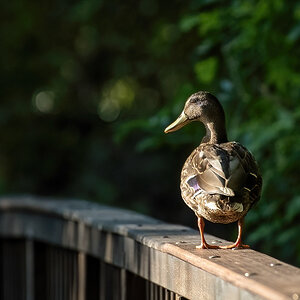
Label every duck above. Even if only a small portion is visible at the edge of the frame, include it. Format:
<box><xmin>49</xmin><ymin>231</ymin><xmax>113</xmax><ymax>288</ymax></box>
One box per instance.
<box><xmin>164</xmin><ymin>91</ymin><xmax>262</xmax><ymax>249</ymax></box>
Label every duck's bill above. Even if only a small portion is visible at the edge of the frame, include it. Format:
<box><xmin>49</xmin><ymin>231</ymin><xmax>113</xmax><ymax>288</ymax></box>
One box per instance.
<box><xmin>164</xmin><ymin>112</ymin><xmax>189</xmax><ymax>133</ymax></box>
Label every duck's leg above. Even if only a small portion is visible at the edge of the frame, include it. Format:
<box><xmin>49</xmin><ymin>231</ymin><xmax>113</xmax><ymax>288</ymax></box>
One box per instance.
<box><xmin>219</xmin><ymin>218</ymin><xmax>250</xmax><ymax>249</ymax></box>
<box><xmin>196</xmin><ymin>216</ymin><xmax>219</xmax><ymax>249</ymax></box>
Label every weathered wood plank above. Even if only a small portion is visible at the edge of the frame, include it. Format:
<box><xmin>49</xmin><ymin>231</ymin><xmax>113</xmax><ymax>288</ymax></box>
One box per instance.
<box><xmin>0</xmin><ymin>196</ymin><xmax>299</xmax><ymax>300</ymax></box>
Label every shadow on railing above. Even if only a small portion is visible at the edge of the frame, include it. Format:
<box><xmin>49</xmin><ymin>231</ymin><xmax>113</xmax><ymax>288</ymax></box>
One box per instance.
<box><xmin>0</xmin><ymin>196</ymin><xmax>299</xmax><ymax>300</ymax></box>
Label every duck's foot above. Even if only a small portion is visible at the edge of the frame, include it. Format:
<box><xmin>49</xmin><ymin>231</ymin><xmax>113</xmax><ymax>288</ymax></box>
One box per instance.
<box><xmin>196</xmin><ymin>217</ymin><xmax>251</xmax><ymax>250</ymax></box>
<box><xmin>196</xmin><ymin>242</ymin><xmax>250</xmax><ymax>249</ymax></box>
<box><xmin>196</xmin><ymin>242</ymin><xmax>219</xmax><ymax>249</ymax></box>
<box><xmin>218</xmin><ymin>243</ymin><xmax>250</xmax><ymax>249</ymax></box>
<box><xmin>196</xmin><ymin>217</ymin><xmax>221</xmax><ymax>249</ymax></box>
<box><xmin>218</xmin><ymin>218</ymin><xmax>250</xmax><ymax>249</ymax></box>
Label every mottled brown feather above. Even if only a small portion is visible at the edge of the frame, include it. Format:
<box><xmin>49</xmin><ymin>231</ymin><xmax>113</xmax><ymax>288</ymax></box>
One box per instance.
<box><xmin>181</xmin><ymin>142</ymin><xmax>262</xmax><ymax>224</ymax></box>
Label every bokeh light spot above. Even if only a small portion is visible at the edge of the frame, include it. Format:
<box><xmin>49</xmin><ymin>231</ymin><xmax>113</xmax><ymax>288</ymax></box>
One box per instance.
<box><xmin>97</xmin><ymin>78</ymin><xmax>136</xmax><ymax>122</ymax></box>
<box><xmin>34</xmin><ymin>91</ymin><xmax>55</xmax><ymax>113</ymax></box>
<box><xmin>110</xmin><ymin>79</ymin><xmax>135</xmax><ymax>107</ymax></box>
<box><xmin>98</xmin><ymin>99</ymin><xmax>120</xmax><ymax>122</ymax></box>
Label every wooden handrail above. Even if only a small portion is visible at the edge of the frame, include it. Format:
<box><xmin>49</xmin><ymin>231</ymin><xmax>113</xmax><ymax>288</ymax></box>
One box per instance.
<box><xmin>0</xmin><ymin>196</ymin><xmax>299</xmax><ymax>300</ymax></box>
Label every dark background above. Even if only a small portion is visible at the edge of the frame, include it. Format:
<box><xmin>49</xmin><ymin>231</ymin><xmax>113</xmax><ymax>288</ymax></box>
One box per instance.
<box><xmin>1</xmin><ymin>0</ymin><xmax>300</xmax><ymax>266</ymax></box>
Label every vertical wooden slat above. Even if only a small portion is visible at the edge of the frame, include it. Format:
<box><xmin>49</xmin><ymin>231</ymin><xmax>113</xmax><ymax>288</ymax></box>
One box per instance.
<box><xmin>124</xmin><ymin>270</ymin><xmax>147</xmax><ymax>300</ymax></box>
<box><xmin>0</xmin><ymin>239</ymin><xmax>3</xmax><ymax>300</ymax></box>
<box><xmin>165</xmin><ymin>289</ymin><xmax>171</xmax><ymax>300</ymax></box>
<box><xmin>99</xmin><ymin>261</ymin><xmax>106</xmax><ymax>299</ymax></box>
<box><xmin>155</xmin><ymin>283</ymin><xmax>160</xmax><ymax>300</ymax></box>
<box><xmin>85</xmin><ymin>255</ymin><xmax>100</xmax><ymax>300</ymax></box>
<box><xmin>25</xmin><ymin>239</ymin><xmax>34</xmax><ymax>300</ymax></box>
<box><xmin>151</xmin><ymin>282</ymin><xmax>155</xmax><ymax>300</ymax></box>
<box><xmin>63</xmin><ymin>249</ymin><xmax>67</xmax><ymax>300</ymax></box>
<box><xmin>72</xmin><ymin>248</ymin><xmax>77</xmax><ymax>300</ymax></box>
<box><xmin>153</xmin><ymin>282</ymin><xmax>156</xmax><ymax>300</ymax></box>
<box><xmin>54</xmin><ymin>247</ymin><xmax>59</xmax><ymax>300</ymax></box>
<box><xmin>58</xmin><ymin>247</ymin><xmax>61</xmax><ymax>300</ymax></box>
<box><xmin>45</xmin><ymin>245</ymin><xmax>49</xmax><ymax>300</ymax></box>
<box><xmin>49</xmin><ymin>246</ymin><xmax>54</xmax><ymax>300</ymax></box>
<box><xmin>100</xmin><ymin>260</ymin><xmax>124</xmax><ymax>300</ymax></box>
<box><xmin>68</xmin><ymin>248</ymin><xmax>73</xmax><ymax>300</ymax></box>
<box><xmin>146</xmin><ymin>279</ymin><xmax>150</xmax><ymax>300</ymax></box>
<box><xmin>1</xmin><ymin>239</ymin><xmax>26</xmax><ymax>300</ymax></box>
<box><xmin>78</xmin><ymin>252</ymin><xmax>86</xmax><ymax>300</ymax></box>
<box><xmin>67</xmin><ymin>249</ymin><xmax>70</xmax><ymax>300</ymax></box>
<box><xmin>34</xmin><ymin>242</ymin><xmax>47</xmax><ymax>300</ymax></box>
<box><xmin>36</xmin><ymin>245</ymin><xmax>162</xmax><ymax>300</ymax></box>
<box><xmin>35</xmin><ymin>242</ymin><xmax>83</xmax><ymax>300</ymax></box>
<box><xmin>115</xmin><ymin>265</ymin><xmax>121</xmax><ymax>300</ymax></box>
<box><xmin>159</xmin><ymin>286</ymin><xmax>163</xmax><ymax>300</ymax></box>
<box><xmin>149</xmin><ymin>282</ymin><xmax>153</xmax><ymax>300</ymax></box>
<box><xmin>120</xmin><ymin>268</ymin><xmax>126</xmax><ymax>300</ymax></box>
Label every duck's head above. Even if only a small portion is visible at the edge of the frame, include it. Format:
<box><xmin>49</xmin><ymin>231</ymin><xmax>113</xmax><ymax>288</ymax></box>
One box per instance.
<box><xmin>164</xmin><ymin>91</ymin><xmax>225</xmax><ymax>134</ymax></box>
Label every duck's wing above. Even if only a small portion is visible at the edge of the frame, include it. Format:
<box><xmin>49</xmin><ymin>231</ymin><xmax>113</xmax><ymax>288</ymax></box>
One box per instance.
<box><xmin>228</xmin><ymin>142</ymin><xmax>262</xmax><ymax>205</ymax></box>
<box><xmin>185</xmin><ymin>143</ymin><xmax>262</xmax><ymax>203</ymax></box>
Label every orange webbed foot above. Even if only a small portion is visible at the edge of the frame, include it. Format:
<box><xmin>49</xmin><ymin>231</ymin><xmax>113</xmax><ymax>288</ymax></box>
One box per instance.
<box><xmin>196</xmin><ymin>242</ymin><xmax>219</xmax><ymax>249</ymax></box>
<box><xmin>219</xmin><ymin>242</ymin><xmax>250</xmax><ymax>249</ymax></box>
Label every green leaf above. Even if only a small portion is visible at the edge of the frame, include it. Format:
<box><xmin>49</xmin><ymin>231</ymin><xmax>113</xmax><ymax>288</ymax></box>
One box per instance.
<box><xmin>194</xmin><ymin>57</ymin><xmax>218</xmax><ymax>84</ymax></box>
<box><xmin>179</xmin><ymin>15</ymin><xmax>200</xmax><ymax>32</ymax></box>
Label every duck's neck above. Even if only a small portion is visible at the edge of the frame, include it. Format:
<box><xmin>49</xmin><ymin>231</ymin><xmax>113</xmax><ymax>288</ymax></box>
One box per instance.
<box><xmin>201</xmin><ymin>121</ymin><xmax>228</xmax><ymax>144</ymax></box>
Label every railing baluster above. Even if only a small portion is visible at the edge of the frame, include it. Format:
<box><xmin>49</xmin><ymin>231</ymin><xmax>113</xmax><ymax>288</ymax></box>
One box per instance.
<box><xmin>78</xmin><ymin>252</ymin><xmax>86</xmax><ymax>300</ymax></box>
<box><xmin>120</xmin><ymin>268</ymin><xmax>126</xmax><ymax>300</ymax></box>
<box><xmin>85</xmin><ymin>255</ymin><xmax>100</xmax><ymax>300</ymax></box>
<box><xmin>64</xmin><ymin>249</ymin><xmax>68</xmax><ymax>300</ymax></box>
<box><xmin>149</xmin><ymin>280</ymin><xmax>153</xmax><ymax>300</ymax></box>
<box><xmin>159</xmin><ymin>286</ymin><xmax>163</xmax><ymax>300</ymax></box>
<box><xmin>54</xmin><ymin>247</ymin><xmax>58</xmax><ymax>300</ymax></box>
<box><xmin>25</xmin><ymin>239</ymin><xmax>34</xmax><ymax>300</ymax></box>
<box><xmin>68</xmin><ymin>248</ymin><xmax>73</xmax><ymax>300</ymax></box>
<box><xmin>50</xmin><ymin>246</ymin><xmax>54</xmax><ymax>300</ymax></box>
<box><xmin>0</xmin><ymin>239</ymin><xmax>2</xmax><ymax>300</ymax></box>
<box><xmin>146</xmin><ymin>279</ymin><xmax>150</xmax><ymax>300</ymax></box>
<box><xmin>153</xmin><ymin>282</ymin><xmax>158</xmax><ymax>300</ymax></box>
<box><xmin>72</xmin><ymin>247</ymin><xmax>77</xmax><ymax>300</ymax></box>
<box><xmin>2</xmin><ymin>239</ymin><xmax>26</xmax><ymax>300</ymax></box>
<box><xmin>59</xmin><ymin>247</ymin><xmax>63</xmax><ymax>300</ymax></box>
<box><xmin>100</xmin><ymin>260</ymin><xmax>123</xmax><ymax>300</ymax></box>
<box><xmin>45</xmin><ymin>245</ymin><xmax>50</xmax><ymax>300</ymax></box>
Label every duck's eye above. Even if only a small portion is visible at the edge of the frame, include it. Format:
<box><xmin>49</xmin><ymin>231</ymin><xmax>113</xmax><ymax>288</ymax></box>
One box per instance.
<box><xmin>190</xmin><ymin>97</ymin><xmax>198</xmax><ymax>103</ymax></box>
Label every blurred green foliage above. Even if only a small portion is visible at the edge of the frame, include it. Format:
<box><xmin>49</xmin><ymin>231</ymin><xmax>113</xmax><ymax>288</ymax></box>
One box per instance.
<box><xmin>1</xmin><ymin>0</ymin><xmax>300</xmax><ymax>265</ymax></box>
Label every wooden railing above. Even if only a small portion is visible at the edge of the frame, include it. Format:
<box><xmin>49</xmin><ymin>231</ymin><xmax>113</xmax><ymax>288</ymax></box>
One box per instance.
<box><xmin>0</xmin><ymin>196</ymin><xmax>299</xmax><ymax>300</ymax></box>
